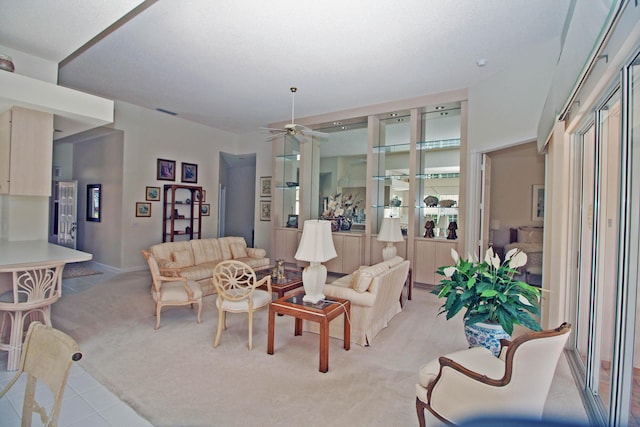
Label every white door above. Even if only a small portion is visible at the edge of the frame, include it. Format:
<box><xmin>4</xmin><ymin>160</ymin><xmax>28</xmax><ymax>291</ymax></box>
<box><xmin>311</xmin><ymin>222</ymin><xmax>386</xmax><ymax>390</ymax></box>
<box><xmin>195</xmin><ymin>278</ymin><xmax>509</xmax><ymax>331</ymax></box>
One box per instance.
<box><xmin>57</xmin><ymin>181</ymin><xmax>77</xmax><ymax>249</ymax></box>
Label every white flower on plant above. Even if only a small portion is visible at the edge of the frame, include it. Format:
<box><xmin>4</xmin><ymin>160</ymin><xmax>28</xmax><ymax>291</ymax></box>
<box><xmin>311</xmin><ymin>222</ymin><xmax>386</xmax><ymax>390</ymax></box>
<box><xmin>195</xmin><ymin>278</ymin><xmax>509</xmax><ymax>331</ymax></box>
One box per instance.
<box><xmin>509</xmin><ymin>250</ymin><xmax>528</xmax><ymax>269</ymax></box>
<box><xmin>484</xmin><ymin>248</ymin><xmax>501</xmax><ymax>269</ymax></box>
<box><xmin>450</xmin><ymin>248</ymin><xmax>459</xmax><ymax>264</ymax></box>
<box><xmin>443</xmin><ymin>266</ymin><xmax>457</xmax><ymax>278</ymax></box>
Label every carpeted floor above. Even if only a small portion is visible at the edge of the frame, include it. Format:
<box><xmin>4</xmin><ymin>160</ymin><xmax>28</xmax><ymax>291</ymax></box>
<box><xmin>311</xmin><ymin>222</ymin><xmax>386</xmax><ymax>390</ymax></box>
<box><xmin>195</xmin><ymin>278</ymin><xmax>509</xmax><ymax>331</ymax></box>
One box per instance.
<box><xmin>50</xmin><ymin>271</ymin><xmax>587</xmax><ymax>427</ymax></box>
<box><xmin>62</xmin><ymin>261</ymin><xmax>104</xmax><ymax>279</ymax></box>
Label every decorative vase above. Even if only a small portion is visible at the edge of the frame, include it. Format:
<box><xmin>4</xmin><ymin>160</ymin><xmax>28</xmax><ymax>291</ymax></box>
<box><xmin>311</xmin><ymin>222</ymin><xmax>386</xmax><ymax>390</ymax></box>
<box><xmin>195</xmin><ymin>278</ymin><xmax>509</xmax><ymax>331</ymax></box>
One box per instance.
<box><xmin>330</xmin><ymin>218</ymin><xmax>341</xmax><ymax>232</ymax></box>
<box><xmin>340</xmin><ymin>217</ymin><xmax>352</xmax><ymax>231</ymax></box>
<box><xmin>464</xmin><ymin>322</ymin><xmax>510</xmax><ymax>356</ymax></box>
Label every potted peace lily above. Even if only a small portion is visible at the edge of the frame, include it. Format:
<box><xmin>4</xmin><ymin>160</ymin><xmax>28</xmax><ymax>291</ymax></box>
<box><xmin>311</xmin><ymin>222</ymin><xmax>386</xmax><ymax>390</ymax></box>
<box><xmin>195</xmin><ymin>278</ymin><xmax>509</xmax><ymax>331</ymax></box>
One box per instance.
<box><xmin>433</xmin><ymin>247</ymin><xmax>542</xmax><ymax>355</ymax></box>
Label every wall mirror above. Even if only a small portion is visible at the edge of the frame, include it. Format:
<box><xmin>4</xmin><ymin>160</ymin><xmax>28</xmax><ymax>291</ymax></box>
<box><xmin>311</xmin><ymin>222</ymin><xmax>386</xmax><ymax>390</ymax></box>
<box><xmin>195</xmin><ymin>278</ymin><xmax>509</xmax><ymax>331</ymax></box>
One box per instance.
<box><xmin>316</xmin><ymin>119</ymin><xmax>368</xmax><ymax>230</ymax></box>
<box><xmin>87</xmin><ymin>184</ymin><xmax>101</xmax><ymax>222</ymax></box>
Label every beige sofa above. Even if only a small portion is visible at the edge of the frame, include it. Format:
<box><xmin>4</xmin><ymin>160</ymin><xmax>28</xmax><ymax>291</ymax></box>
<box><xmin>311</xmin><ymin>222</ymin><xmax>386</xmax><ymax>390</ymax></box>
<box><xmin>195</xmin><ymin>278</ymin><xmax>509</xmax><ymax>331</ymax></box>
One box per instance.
<box><xmin>306</xmin><ymin>256</ymin><xmax>410</xmax><ymax>346</ymax></box>
<box><xmin>148</xmin><ymin>236</ymin><xmax>270</xmax><ymax>296</ymax></box>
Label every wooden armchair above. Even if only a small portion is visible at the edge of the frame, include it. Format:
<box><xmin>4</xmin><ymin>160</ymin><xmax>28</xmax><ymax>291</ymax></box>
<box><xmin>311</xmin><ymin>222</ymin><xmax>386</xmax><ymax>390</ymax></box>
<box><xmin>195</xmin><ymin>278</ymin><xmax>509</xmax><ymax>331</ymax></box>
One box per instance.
<box><xmin>142</xmin><ymin>250</ymin><xmax>202</xmax><ymax>329</ymax></box>
<box><xmin>416</xmin><ymin>323</ymin><xmax>571</xmax><ymax>426</ymax></box>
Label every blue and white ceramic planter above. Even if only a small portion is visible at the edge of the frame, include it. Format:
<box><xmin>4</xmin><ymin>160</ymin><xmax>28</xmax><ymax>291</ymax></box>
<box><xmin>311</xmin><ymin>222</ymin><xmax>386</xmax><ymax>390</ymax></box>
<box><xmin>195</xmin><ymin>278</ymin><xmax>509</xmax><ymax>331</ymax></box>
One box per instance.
<box><xmin>464</xmin><ymin>322</ymin><xmax>510</xmax><ymax>356</ymax></box>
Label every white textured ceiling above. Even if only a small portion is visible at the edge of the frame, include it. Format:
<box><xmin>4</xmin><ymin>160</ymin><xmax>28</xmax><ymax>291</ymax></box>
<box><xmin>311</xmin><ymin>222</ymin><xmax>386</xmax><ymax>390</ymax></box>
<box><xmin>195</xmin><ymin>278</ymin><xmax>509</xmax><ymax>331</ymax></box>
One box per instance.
<box><xmin>0</xmin><ymin>0</ymin><xmax>571</xmax><ymax>135</ymax></box>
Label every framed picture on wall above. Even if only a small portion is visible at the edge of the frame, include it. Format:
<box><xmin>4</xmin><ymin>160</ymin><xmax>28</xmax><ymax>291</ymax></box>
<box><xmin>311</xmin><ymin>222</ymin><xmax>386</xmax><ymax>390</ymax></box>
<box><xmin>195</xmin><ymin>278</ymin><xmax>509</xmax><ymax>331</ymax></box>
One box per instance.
<box><xmin>196</xmin><ymin>189</ymin><xmax>206</xmax><ymax>202</ymax></box>
<box><xmin>157</xmin><ymin>158</ymin><xmax>176</xmax><ymax>181</ymax></box>
<box><xmin>260</xmin><ymin>200</ymin><xmax>271</xmax><ymax>221</ymax></box>
<box><xmin>181</xmin><ymin>162</ymin><xmax>198</xmax><ymax>183</ymax></box>
<box><xmin>136</xmin><ymin>202</ymin><xmax>151</xmax><ymax>217</ymax></box>
<box><xmin>260</xmin><ymin>176</ymin><xmax>271</xmax><ymax>198</ymax></box>
<box><xmin>532</xmin><ymin>185</ymin><xmax>545</xmax><ymax>221</ymax></box>
<box><xmin>201</xmin><ymin>204</ymin><xmax>210</xmax><ymax>216</ymax></box>
<box><xmin>146</xmin><ymin>186</ymin><xmax>160</xmax><ymax>201</ymax></box>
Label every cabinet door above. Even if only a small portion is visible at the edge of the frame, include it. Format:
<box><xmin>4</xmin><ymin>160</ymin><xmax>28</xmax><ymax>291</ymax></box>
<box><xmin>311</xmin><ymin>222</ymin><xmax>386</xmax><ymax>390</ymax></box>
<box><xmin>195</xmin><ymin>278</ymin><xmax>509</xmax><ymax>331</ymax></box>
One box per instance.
<box><xmin>0</xmin><ymin>110</ymin><xmax>10</xmax><ymax>194</ymax></box>
<box><xmin>414</xmin><ymin>239</ymin><xmax>437</xmax><ymax>284</ymax></box>
<box><xmin>341</xmin><ymin>234</ymin><xmax>364</xmax><ymax>273</ymax></box>
<box><xmin>324</xmin><ymin>233</ymin><xmax>343</xmax><ymax>273</ymax></box>
<box><xmin>274</xmin><ymin>227</ymin><xmax>299</xmax><ymax>263</ymax></box>
<box><xmin>9</xmin><ymin>107</ymin><xmax>54</xmax><ymax>196</ymax></box>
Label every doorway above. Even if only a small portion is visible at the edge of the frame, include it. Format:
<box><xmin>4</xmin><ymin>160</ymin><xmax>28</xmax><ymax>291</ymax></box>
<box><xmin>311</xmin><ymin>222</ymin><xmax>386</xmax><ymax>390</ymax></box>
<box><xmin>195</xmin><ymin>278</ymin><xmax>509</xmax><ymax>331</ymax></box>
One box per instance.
<box><xmin>219</xmin><ymin>153</ymin><xmax>256</xmax><ymax>246</ymax></box>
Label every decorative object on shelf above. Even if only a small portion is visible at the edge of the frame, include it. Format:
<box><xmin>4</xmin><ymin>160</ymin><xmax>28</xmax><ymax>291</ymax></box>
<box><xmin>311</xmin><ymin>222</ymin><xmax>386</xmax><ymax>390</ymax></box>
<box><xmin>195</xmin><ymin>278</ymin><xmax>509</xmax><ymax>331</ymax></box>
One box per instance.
<box><xmin>181</xmin><ymin>162</ymin><xmax>198</xmax><ymax>183</ymax></box>
<box><xmin>424</xmin><ymin>220</ymin><xmax>435</xmax><ymax>238</ymax></box>
<box><xmin>286</xmin><ymin>214</ymin><xmax>298</xmax><ymax>228</ymax></box>
<box><xmin>377</xmin><ymin>217</ymin><xmax>404</xmax><ymax>261</ymax></box>
<box><xmin>340</xmin><ymin>216</ymin><xmax>352</xmax><ymax>231</ymax></box>
<box><xmin>424</xmin><ymin>195</ymin><xmax>439</xmax><ymax>207</ymax></box>
<box><xmin>390</xmin><ymin>195</ymin><xmax>402</xmax><ymax>207</ymax></box>
<box><xmin>276</xmin><ymin>259</ymin><xmax>286</xmax><ymax>281</ymax></box>
<box><xmin>320</xmin><ymin>192</ymin><xmax>362</xmax><ymax>231</ymax></box>
<box><xmin>432</xmin><ymin>247</ymin><xmax>541</xmax><ymax>355</ymax></box>
<box><xmin>157</xmin><ymin>158</ymin><xmax>176</xmax><ymax>181</ymax></box>
<box><xmin>294</xmin><ymin>220</ymin><xmax>337</xmax><ymax>303</ymax></box>
<box><xmin>259</xmin><ymin>200</ymin><xmax>271</xmax><ymax>221</ymax></box>
<box><xmin>447</xmin><ymin>221</ymin><xmax>458</xmax><ymax>240</ymax></box>
<box><xmin>201</xmin><ymin>204</ymin><xmax>210</xmax><ymax>216</ymax></box>
<box><xmin>173</xmin><ymin>209</ymin><xmax>179</xmax><ymax>218</ymax></box>
<box><xmin>136</xmin><ymin>202</ymin><xmax>151</xmax><ymax>217</ymax></box>
<box><xmin>286</xmin><ymin>181</ymin><xmax>298</xmax><ymax>187</ymax></box>
<box><xmin>195</xmin><ymin>189</ymin><xmax>206</xmax><ymax>202</ymax></box>
<box><xmin>185</xmin><ymin>226</ymin><xmax>191</xmax><ymax>234</ymax></box>
<box><xmin>260</xmin><ymin>176</ymin><xmax>271</xmax><ymax>198</ymax></box>
<box><xmin>0</xmin><ymin>54</ymin><xmax>15</xmax><ymax>72</ymax></box>
<box><xmin>185</xmin><ymin>198</ymin><xmax>191</xmax><ymax>204</ymax></box>
<box><xmin>146</xmin><ymin>186</ymin><xmax>160</xmax><ymax>201</ymax></box>
<box><xmin>438</xmin><ymin>199</ymin><xmax>457</xmax><ymax>208</ymax></box>
<box><xmin>437</xmin><ymin>215</ymin><xmax>449</xmax><ymax>237</ymax></box>
<box><xmin>86</xmin><ymin>184</ymin><xmax>101</xmax><ymax>222</ymax></box>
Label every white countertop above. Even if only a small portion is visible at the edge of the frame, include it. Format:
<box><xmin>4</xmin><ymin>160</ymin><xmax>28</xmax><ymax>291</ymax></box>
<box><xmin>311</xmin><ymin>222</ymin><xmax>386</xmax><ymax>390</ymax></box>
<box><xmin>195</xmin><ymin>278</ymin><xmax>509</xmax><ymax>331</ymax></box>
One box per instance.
<box><xmin>0</xmin><ymin>240</ymin><xmax>92</xmax><ymax>268</ymax></box>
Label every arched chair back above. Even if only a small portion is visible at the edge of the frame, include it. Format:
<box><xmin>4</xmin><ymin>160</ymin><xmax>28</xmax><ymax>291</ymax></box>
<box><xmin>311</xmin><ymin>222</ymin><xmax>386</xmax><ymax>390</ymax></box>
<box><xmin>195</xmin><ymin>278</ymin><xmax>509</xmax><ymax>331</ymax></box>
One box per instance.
<box><xmin>0</xmin><ymin>261</ymin><xmax>65</xmax><ymax>370</ymax></box>
<box><xmin>212</xmin><ymin>260</ymin><xmax>271</xmax><ymax>350</ymax></box>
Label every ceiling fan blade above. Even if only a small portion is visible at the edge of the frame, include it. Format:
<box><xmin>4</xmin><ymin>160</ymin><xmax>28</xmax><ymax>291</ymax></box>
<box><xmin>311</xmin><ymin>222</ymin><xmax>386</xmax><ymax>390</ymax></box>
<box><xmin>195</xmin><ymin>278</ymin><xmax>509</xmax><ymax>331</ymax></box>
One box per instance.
<box><xmin>302</xmin><ymin>129</ymin><xmax>329</xmax><ymax>139</ymax></box>
<box><xmin>259</xmin><ymin>126</ymin><xmax>285</xmax><ymax>132</ymax></box>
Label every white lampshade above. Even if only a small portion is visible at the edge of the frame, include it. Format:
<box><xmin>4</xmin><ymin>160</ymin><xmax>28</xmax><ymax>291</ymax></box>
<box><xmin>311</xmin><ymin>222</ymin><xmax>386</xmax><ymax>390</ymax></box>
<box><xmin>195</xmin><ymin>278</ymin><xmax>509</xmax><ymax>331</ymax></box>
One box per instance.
<box><xmin>490</xmin><ymin>219</ymin><xmax>501</xmax><ymax>230</ymax></box>
<box><xmin>377</xmin><ymin>217</ymin><xmax>404</xmax><ymax>261</ymax></box>
<box><xmin>295</xmin><ymin>220</ymin><xmax>337</xmax><ymax>303</ymax></box>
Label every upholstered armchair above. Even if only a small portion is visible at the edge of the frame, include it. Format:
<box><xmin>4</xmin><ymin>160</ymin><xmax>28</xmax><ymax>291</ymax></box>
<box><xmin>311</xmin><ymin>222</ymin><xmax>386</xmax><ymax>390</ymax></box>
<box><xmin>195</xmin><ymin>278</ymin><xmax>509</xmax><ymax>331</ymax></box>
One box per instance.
<box><xmin>415</xmin><ymin>323</ymin><xmax>571</xmax><ymax>426</ymax></box>
<box><xmin>142</xmin><ymin>250</ymin><xmax>203</xmax><ymax>329</ymax></box>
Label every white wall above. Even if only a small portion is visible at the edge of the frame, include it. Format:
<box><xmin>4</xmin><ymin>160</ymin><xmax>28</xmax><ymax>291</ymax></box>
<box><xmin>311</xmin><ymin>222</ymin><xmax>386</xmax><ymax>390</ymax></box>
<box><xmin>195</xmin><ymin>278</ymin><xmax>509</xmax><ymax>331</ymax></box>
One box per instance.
<box><xmin>74</xmin><ymin>130</ymin><xmax>124</xmax><ymax>267</ymax></box>
<box><xmin>464</xmin><ymin>38</ymin><xmax>561</xmax><ymax>255</ymax></box>
<box><xmin>488</xmin><ymin>141</ymin><xmax>545</xmax><ymax>247</ymax></box>
<box><xmin>116</xmin><ymin>101</ymin><xmax>239</xmax><ymax>270</ymax></box>
<box><xmin>237</xmin><ymin>131</ymin><xmax>272</xmax><ymax>254</ymax></box>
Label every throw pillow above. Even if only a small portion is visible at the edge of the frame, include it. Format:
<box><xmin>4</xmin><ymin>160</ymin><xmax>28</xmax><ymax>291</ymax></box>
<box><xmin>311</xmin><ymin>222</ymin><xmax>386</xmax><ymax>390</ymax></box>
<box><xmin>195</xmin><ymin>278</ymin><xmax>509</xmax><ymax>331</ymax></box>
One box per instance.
<box><xmin>230</xmin><ymin>243</ymin><xmax>248</xmax><ymax>259</ymax></box>
<box><xmin>353</xmin><ymin>268</ymin><xmax>375</xmax><ymax>293</ymax></box>
<box><xmin>172</xmin><ymin>250</ymin><xmax>194</xmax><ymax>268</ymax></box>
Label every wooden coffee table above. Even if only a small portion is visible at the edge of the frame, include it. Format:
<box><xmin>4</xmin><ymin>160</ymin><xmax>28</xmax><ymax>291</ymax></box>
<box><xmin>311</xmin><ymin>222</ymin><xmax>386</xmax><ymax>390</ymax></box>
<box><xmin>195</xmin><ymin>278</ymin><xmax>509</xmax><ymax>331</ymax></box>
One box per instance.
<box><xmin>255</xmin><ymin>267</ymin><xmax>303</xmax><ymax>299</ymax></box>
<box><xmin>267</xmin><ymin>291</ymin><xmax>350</xmax><ymax>373</ymax></box>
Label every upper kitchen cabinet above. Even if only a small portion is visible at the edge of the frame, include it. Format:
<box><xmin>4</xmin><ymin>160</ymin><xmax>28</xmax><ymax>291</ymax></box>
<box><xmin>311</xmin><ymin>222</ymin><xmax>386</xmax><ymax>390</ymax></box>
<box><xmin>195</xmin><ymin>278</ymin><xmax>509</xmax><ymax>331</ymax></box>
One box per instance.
<box><xmin>0</xmin><ymin>107</ymin><xmax>54</xmax><ymax>196</ymax></box>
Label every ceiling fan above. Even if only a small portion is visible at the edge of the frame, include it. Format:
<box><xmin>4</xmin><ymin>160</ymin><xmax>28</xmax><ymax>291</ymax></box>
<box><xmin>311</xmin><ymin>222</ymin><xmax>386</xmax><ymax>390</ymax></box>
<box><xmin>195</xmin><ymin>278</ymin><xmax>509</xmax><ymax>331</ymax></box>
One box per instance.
<box><xmin>262</xmin><ymin>87</ymin><xmax>328</xmax><ymax>141</ymax></box>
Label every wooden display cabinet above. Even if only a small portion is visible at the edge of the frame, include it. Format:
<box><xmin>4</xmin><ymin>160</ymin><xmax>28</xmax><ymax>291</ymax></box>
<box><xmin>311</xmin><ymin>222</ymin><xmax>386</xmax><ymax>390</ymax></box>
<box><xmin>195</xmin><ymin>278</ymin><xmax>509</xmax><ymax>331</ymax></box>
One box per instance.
<box><xmin>162</xmin><ymin>184</ymin><xmax>203</xmax><ymax>242</ymax></box>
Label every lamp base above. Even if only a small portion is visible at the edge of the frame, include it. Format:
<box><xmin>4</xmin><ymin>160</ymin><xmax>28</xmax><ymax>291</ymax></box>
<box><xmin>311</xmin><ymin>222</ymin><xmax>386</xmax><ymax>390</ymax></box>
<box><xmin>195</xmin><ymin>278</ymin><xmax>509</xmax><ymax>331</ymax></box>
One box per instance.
<box><xmin>302</xmin><ymin>262</ymin><xmax>327</xmax><ymax>304</ymax></box>
<box><xmin>382</xmin><ymin>243</ymin><xmax>397</xmax><ymax>261</ymax></box>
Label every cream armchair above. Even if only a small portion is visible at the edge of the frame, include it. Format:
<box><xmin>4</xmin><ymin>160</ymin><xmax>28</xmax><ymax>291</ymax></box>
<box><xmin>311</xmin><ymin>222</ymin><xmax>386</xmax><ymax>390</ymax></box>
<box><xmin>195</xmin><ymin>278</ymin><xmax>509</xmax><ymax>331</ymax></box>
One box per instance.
<box><xmin>415</xmin><ymin>323</ymin><xmax>571</xmax><ymax>426</ymax></box>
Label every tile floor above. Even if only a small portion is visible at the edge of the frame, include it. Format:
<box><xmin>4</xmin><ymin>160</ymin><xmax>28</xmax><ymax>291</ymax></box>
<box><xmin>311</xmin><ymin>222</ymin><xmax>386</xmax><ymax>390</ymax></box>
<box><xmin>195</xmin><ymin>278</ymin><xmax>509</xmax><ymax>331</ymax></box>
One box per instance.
<box><xmin>0</xmin><ymin>263</ymin><xmax>153</xmax><ymax>427</ymax></box>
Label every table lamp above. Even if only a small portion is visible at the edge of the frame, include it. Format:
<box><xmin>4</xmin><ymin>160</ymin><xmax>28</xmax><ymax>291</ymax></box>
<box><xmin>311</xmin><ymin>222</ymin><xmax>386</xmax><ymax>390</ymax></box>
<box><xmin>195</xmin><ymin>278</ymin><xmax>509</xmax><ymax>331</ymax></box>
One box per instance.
<box><xmin>294</xmin><ymin>219</ymin><xmax>337</xmax><ymax>303</ymax></box>
<box><xmin>377</xmin><ymin>217</ymin><xmax>404</xmax><ymax>261</ymax></box>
